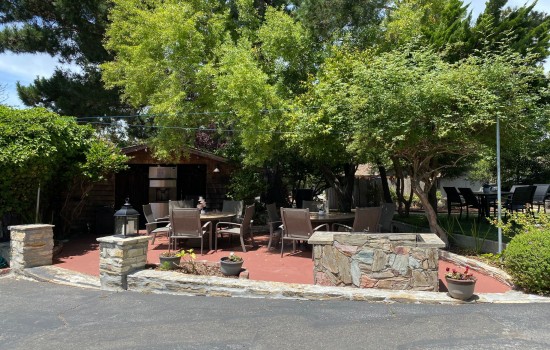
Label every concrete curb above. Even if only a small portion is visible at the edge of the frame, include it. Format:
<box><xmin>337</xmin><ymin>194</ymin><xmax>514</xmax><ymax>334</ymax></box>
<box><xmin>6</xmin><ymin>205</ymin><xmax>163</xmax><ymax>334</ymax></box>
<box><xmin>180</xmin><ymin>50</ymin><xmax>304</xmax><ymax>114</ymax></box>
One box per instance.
<box><xmin>18</xmin><ymin>266</ymin><xmax>101</xmax><ymax>290</ymax></box>
<box><xmin>10</xmin><ymin>265</ymin><xmax>550</xmax><ymax>305</ymax></box>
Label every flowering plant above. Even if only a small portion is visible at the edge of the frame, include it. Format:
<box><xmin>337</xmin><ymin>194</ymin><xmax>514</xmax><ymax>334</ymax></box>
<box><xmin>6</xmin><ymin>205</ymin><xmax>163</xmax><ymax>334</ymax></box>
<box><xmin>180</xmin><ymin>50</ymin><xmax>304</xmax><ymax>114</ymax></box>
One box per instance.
<box><xmin>445</xmin><ymin>266</ymin><xmax>476</xmax><ymax>281</ymax></box>
<box><xmin>227</xmin><ymin>252</ymin><xmax>242</xmax><ymax>262</ymax></box>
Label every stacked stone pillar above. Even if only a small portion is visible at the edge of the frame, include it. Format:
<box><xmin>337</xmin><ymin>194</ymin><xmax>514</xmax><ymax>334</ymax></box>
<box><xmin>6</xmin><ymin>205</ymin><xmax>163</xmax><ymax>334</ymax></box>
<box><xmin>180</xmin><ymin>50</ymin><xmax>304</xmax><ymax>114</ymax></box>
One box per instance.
<box><xmin>9</xmin><ymin>224</ymin><xmax>54</xmax><ymax>271</ymax></box>
<box><xmin>97</xmin><ymin>235</ymin><xmax>149</xmax><ymax>291</ymax></box>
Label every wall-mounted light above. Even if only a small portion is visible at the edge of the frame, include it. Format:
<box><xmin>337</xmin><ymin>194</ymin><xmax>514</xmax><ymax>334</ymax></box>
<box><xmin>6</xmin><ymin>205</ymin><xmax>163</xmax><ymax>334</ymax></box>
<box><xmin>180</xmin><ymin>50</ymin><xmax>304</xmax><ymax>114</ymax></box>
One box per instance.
<box><xmin>213</xmin><ymin>165</ymin><xmax>220</xmax><ymax>173</ymax></box>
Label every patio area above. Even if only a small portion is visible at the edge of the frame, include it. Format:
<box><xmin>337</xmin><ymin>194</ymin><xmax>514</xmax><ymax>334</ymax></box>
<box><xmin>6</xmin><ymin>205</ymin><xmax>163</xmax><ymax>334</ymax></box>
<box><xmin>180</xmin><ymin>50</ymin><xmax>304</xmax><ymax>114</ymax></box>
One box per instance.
<box><xmin>51</xmin><ymin>229</ymin><xmax>512</xmax><ymax>293</ymax></box>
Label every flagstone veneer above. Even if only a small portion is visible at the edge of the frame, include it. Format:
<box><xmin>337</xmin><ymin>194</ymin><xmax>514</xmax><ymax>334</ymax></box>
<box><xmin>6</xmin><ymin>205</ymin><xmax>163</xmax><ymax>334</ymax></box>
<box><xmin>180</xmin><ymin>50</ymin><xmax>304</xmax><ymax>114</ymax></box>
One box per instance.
<box><xmin>97</xmin><ymin>235</ymin><xmax>149</xmax><ymax>291</ymax></box>
<box><xmin>9</xmin><ymin>224</ymin><xmax>54</xmax><ymax>271</ymax></box>
<box><xmin>309</xmin><ymin>232</ymin><xmax>446</xmax><ymax>291</ymax></box>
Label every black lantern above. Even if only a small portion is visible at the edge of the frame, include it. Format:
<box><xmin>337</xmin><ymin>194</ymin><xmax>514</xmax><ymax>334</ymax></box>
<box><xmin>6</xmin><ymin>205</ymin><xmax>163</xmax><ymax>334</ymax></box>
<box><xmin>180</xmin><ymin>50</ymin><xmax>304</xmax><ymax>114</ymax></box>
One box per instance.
<box><xmin>114</xmin><ymin>198</ymin><xmax>140</xmax><ymax>237</ymax></box>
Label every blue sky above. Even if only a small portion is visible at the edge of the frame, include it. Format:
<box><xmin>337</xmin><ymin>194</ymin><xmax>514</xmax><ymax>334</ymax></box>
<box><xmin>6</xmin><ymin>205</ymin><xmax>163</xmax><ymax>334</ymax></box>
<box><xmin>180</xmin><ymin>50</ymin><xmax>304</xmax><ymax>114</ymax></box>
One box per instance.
<box><xmin>1</xmin><ymin>0</ymin><xmax>549</xmax><ymax>108</ymax></box>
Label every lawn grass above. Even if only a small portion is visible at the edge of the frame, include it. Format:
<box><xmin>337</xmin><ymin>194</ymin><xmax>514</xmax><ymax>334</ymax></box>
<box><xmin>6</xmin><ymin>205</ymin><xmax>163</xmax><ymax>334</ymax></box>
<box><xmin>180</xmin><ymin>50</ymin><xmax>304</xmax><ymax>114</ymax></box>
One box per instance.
<box><xmin>392</xmin><ymin>213</ymin><xmax>509</xmax><ymax>243</ymax></box>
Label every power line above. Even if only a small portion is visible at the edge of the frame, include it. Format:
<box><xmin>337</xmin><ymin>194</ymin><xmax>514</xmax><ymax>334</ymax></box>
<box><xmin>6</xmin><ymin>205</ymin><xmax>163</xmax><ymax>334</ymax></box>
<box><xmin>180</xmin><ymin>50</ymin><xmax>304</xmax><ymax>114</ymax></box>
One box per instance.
<box><xmin>83</xmin><ymin>121</ymin><xmax>302</xmax><ymax>134</ymax></box>
<box><xmin>75</xmin><ymin>106</ymin><xmax>320</xmax><ymax>121</ymax></box>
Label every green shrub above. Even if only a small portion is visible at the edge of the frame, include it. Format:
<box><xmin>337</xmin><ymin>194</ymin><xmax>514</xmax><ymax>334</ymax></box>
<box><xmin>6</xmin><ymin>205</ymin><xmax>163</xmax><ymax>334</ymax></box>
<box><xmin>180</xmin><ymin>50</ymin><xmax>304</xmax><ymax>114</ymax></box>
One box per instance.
<box><xmin>504</xmin><ymin>229</ymin><xmax>550</xmax><ymax>295</ymax></box>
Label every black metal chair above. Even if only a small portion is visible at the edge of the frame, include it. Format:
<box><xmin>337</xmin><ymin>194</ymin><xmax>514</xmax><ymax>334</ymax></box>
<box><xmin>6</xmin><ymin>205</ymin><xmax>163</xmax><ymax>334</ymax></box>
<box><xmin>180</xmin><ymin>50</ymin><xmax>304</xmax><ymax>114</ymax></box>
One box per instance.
<box><xmin>533</xmin><ymin>184</ymin><xmax>550</xmax><ymax>213</ymax></box>
<box><xmin>443</xmin><ymin>187</ymin><xmax>467</xmax><ymax>218</ymax></box>
<box><xmin>458</xmin><ymin>188</ymin><xmax>483</xmax><ymax>218</ymax></box>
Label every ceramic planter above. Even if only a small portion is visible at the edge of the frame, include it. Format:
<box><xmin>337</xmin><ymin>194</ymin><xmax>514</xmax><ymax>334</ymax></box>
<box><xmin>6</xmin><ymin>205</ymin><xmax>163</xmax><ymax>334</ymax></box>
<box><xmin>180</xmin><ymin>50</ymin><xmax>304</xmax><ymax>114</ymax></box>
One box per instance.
<box><xmin>220</xmin><ymin>257</ymin><xmax>244</xmax><ymax>276</ymax></box>
<box><xmin>446</xmin><ymin>277</ymin><xmax>476</xmax><ymax>300</ymax></box>
<box><xmin>159</xmin><ymin>256</ymin><xmax>181</xmax><ymax>270</ymax></box>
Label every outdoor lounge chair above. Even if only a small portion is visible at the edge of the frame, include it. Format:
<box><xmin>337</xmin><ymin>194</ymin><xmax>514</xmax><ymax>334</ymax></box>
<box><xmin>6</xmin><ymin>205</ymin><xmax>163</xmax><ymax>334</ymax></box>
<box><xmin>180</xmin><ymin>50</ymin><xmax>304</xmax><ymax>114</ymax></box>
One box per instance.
<box><xmin>169</xmin><ymin>208</ymin><xmax>212</xmax><ymax>255</ymax></box>
<box><xmin>266</xmin><ymin>203</ymin><xmax>283</xmax><ymax>249</ymax></box>
<box><xmin>279</xmin><ymin>208</ymin><xmax>328</xmax><ymax>258</ymax></box>
<box><xmin>332</xmin><ymin>207</ymin><xmax>382</xmax><ymax>232</ymax></box>
<box><xmin>505</xmin><ymin>185</ymin><xmax>536</xmax><ymax>215</ymax></box>
<box><xmin>215</xmin><ymin>204</ymin><xmax>256</xmax><ymax>252</ymax></box>
<box><xmin>143</xmin><ymin>204</ymin><xmax>170</xmax><ymax>244</ymax></box>
<box><xmin>458</xmin><ymin>187</ymin><xmax>483</xmax><ymax>218</ymax></box>
<box><xmin>532</xmin><ymin>184</ymin><xmax>550</xmax><ymax>213</ymax></box>
<box><xmin>443</xmin><ymin>187</ymin><xmax>467</xmax><ymax>218</ymax></box>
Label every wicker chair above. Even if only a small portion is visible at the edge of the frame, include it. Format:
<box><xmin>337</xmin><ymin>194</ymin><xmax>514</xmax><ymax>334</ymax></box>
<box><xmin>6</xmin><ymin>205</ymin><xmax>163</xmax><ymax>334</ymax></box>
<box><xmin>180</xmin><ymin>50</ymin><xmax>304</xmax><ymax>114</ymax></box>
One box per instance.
<box><xmin>458</xmin><ymin>188</ymin><xmax>483</xmax><ymax>218</ymax></box>
<box><xmin>443</xmin><ymin>187</ymin><xmax>467</xmax><ymax>218</ymax></box>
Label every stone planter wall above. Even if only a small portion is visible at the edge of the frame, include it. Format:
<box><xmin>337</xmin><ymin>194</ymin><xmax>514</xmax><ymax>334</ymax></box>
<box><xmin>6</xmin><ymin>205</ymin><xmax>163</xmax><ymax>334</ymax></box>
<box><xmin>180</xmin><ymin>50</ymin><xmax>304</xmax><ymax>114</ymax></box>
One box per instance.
<box><xmin>309</xmin><ymin>232</ymin><xmax>446</xmax><ymax>291</ymax></box>
<box><xmin>97</xmin><ymin>235</ymin><xmax>149</xmax><ymax>291</ymax></box>
<box><xmin>9</xmin><ymin>224</ymin><xmax>54</xmax><ymax>271</ymax></box>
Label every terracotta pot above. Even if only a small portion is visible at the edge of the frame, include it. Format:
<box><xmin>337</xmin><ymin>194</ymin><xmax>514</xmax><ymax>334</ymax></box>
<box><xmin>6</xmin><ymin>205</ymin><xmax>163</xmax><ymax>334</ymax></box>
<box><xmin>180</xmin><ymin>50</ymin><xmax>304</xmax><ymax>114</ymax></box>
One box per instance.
<box><xmin>446</xmin><ymin>277</ymin><xmax>476</xmax><ymax>300</ymax></box>
<box><xmin>220</xmin><ymin>257</ymin><xmax>243</xmax><ymax>276</ymax></box>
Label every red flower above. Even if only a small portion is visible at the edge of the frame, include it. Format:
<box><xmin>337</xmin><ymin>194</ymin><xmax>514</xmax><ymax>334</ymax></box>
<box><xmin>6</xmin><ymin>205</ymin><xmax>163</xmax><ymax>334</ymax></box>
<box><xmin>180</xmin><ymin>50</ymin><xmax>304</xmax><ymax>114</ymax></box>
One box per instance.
<box><xmin>446</xmin><ymin>267</ymin><xmax>450</xmax><ymax>272</ymax></box>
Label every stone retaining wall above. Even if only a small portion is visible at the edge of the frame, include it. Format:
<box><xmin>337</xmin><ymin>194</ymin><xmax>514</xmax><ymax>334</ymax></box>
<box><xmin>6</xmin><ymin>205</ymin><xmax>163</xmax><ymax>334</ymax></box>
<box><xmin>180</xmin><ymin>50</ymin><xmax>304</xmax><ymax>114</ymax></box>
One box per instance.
<box><xmin>309</xmin><ymin>232</ymin><xmax>445</xmax><ymax>291</ymax></box>
<box><xmin>9</xmin><ymin>224</ymin><xmax>54</xmax><ymax>271</ymax></box>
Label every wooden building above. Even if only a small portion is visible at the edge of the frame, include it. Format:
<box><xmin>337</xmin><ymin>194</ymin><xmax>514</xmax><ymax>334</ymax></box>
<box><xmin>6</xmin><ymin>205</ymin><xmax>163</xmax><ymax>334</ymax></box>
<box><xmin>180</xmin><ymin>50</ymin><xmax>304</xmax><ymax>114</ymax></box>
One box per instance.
<box><xmin>82</xmin><ymin>145</ymin><xmax>236</xmax><ymax>235</ymax></box>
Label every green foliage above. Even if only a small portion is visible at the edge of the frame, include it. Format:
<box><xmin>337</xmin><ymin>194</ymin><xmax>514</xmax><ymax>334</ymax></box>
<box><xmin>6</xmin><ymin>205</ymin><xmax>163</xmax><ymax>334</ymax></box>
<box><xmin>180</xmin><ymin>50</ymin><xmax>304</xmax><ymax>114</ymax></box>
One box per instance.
<box><xmin>0</xmin><ymin>106</ymin><xmax>127</xmax><ymax>233</ymax></box>
<box><xmin>295</xmin><ymin>0</ymin><xmax>389</xmax><ymax>48</ymax></box>
<box><xmin>227</xmin><ymin>252</ymin><xmax>242</xmax><ymax>262</ymax></box>
<box><xmin>473</xmin><ymin>0</ymin><xmax>550</xmax><ymax>64</ymax></box>
<box><xmin>226</xmin><ymin>167</ymin><xmax>266</xmax><ymax>202</ymax></box>
<box><xmin>505</xmin><ymin>228</ymin><xmax>550</xmax><ymax>294</ymax></box>
<box><xmin>0</xmin><ymin>0</ymin><xmax>134</xmax><ymax>117</ymax></box>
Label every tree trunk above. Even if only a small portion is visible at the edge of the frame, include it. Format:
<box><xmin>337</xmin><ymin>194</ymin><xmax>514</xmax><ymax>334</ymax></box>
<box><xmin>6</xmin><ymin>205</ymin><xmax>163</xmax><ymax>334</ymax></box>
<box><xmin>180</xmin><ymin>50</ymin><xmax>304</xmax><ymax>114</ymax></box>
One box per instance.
<box><xmin>392</xmin><ymin>157</ymin><xmax>413</xmax><ymax>216</ymax></box>
<box><xmin>410</xmin><ymin>176</ymin><xmax>449</xmax><ymax>247</ymax></box>
<box><xmin>262</xmin><ymin>164</ymin><xmax>289</xmax><ymax>207</ymax></box>
<box><xmin>320</xmin><ymin>163</ymin><xmax>355</xmax><ymax>212</ymax></box>
<box><xmin>377</xmin><ymin>162</ymin><xmax>393</xmax><ymax>204</ymax></box>
<box><xmin>428</xmin><ymin>184</ymin><xmax>438</xmax><ymax>214</ymax></box>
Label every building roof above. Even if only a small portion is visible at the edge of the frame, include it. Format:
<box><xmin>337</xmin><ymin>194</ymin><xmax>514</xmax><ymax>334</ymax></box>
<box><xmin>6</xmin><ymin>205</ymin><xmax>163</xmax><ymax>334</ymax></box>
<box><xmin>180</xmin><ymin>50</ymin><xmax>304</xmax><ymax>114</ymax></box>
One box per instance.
<box><xmin>121</xmin><ymin>144</ymin><xmax>230</xmax><ymax>163</ymax></box>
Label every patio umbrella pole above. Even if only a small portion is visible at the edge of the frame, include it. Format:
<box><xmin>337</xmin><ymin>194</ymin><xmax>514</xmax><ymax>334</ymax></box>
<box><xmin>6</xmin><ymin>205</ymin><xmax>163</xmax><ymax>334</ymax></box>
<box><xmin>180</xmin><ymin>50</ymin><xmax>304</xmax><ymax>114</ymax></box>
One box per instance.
<box><xmin>496</xmin><ymin>116</ymin><xmax>503</xmax><ymax>254</ymax></box>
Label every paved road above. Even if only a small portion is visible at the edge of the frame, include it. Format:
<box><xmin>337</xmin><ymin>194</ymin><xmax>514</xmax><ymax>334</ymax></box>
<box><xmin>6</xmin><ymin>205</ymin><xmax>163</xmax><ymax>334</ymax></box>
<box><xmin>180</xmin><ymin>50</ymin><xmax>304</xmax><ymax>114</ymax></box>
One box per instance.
<box><xmin>1</xmin><ymin>277</ymin><xmax>549</xmax><ymax>350</ymax></box>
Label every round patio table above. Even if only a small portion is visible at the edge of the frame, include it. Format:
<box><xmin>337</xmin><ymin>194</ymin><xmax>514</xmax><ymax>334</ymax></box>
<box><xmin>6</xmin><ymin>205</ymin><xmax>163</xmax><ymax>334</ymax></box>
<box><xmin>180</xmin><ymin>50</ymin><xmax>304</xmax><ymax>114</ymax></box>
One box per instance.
<box><xmin>309</xmin><ymin>212</ymin><xmax>355</xmax><ymax>227</ymax></box>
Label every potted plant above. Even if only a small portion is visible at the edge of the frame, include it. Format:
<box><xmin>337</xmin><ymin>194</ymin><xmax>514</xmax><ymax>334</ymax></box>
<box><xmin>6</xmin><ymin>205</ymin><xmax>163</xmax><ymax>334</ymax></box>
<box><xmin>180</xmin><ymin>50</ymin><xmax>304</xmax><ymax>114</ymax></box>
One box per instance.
<box><xmin>445</xmin><ymin>266</ymin><xmax>477</xmax><ymax>300</ymax></box>
<box><xmin>159</xmin><ymin>249</ymin><xmax>194</xmax><ymax>270</ymax></box>
<box><xmin>220</xmin><ymin>252</ymin><xmax>244</xmax><ymax>276</ymax></box>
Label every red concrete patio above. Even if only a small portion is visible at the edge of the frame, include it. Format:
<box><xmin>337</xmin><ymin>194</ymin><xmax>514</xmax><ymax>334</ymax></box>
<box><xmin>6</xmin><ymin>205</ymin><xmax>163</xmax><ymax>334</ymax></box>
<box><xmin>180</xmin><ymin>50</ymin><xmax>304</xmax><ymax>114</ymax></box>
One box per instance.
<box><xmin>52</xmin><ymin>231</ymin><xmax>511</xmax><ymax>293</ymax></box>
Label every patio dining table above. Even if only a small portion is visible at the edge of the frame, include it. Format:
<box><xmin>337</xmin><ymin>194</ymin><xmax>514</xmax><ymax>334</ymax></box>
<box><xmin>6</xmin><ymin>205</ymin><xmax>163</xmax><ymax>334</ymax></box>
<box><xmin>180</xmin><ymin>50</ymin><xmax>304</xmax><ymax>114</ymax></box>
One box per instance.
<box><xmin>309</xmin><ymin>212</ymin><xmax>355</xmax><ymax>227</ymax></box>
<box><xmin>472</xmin><ymin>191</ymin><xmax>511</xmax><ymax>217</ymax></box>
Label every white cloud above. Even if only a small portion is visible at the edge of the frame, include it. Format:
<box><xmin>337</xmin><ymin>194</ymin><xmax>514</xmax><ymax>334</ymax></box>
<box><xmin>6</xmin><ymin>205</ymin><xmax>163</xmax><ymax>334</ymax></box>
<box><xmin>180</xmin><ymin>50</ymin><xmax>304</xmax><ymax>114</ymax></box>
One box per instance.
<box><xmin>0</xmin><ymin>52</ymin><xmax>80</xmax><ymax>108</ymax></box>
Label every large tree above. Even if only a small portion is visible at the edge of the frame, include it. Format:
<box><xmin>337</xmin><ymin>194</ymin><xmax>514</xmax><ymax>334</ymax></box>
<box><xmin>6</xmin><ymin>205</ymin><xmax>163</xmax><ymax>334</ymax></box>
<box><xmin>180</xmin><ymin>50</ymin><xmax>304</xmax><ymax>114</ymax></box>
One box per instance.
<box><xmin>0</xmin><ymin>0</ymin><xmax>138</xmax><ymax>123</ymax></box>
<box><xmin>298</xmin><ymin>47</ymin><xmax>548</xmax><ymax>244</ymax></box>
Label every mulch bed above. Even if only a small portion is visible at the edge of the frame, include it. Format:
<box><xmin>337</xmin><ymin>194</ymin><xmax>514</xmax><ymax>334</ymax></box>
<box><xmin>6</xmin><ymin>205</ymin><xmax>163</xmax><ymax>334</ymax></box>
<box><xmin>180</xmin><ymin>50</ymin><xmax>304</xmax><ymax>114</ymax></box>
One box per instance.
<box><xmin>150</xmin><ymin>260</ymin><xmax>244</xmax><ymax>279</ymax></box>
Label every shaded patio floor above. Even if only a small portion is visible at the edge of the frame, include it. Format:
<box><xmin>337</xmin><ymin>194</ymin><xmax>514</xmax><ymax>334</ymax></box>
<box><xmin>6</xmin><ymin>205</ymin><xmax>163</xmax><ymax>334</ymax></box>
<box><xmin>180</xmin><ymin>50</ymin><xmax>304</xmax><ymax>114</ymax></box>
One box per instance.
<box><xmin>52</xmin><ymin>230</ymin><xmax>512</xmax><ymax>293</ymax></box>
